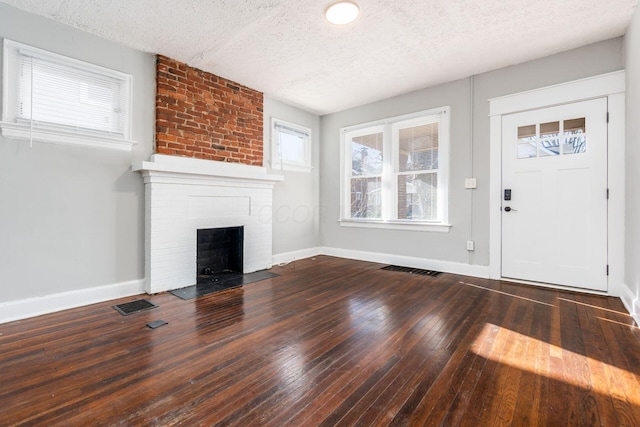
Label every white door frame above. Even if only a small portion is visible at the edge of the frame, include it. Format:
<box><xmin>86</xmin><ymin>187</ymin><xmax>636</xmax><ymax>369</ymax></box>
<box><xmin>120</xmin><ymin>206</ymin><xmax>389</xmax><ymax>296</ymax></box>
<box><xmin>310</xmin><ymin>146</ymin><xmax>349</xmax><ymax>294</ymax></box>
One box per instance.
<box><xmin>488</xmin><ymin>70</ymin><xmax>626</xmax><ymax>296</ymax></box>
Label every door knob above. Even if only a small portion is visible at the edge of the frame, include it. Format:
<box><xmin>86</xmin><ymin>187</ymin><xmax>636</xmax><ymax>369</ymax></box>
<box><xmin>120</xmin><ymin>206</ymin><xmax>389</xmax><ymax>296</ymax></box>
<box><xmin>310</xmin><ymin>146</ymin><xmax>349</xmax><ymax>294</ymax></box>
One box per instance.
<box><xmin>504</xmin><ymin>206</ymin><xmax>517</xmax><ymax>212</ymax></box>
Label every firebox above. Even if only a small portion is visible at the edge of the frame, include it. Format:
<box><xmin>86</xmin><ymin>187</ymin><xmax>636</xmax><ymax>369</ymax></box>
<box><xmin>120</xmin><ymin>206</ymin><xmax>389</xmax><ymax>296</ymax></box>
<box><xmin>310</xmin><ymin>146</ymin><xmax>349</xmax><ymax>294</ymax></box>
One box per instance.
<box><xmin>197</xmin><ymin>227</ymin><xmax>244</xmax><ymax>281</ymax></box>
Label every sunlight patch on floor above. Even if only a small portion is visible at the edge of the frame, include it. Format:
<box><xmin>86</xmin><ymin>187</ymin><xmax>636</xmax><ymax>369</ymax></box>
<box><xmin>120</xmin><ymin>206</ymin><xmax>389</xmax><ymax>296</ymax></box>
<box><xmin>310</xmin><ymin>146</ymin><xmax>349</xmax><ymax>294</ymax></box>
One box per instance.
<box><xmin>472</xmin><ymin>322</ymin><xmax>640</xmax><ymax>406</ymax></box>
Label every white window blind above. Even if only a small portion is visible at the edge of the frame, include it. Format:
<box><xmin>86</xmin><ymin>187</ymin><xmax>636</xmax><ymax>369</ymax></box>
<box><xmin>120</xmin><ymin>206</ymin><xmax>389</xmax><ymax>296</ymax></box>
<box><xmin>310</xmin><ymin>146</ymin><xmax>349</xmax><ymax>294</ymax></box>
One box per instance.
<box><xmin>1</xmin><ymin>39</ymin><xmax>135</xmax><ymax>150</ymax></box>
<box><xmin>274</xmin><ymin>121</ymin><xmax>310</xmax><ymax>139</ymax></box>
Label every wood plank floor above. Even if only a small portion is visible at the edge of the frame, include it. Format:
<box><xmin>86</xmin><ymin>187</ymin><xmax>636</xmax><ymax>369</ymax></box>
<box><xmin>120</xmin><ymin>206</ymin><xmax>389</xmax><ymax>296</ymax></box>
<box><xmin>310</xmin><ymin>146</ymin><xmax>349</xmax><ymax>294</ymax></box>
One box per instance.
<box><xmin>1</xmin><ymin>256</ymin><xmax>639</xmax><ymax>426</ymax></box>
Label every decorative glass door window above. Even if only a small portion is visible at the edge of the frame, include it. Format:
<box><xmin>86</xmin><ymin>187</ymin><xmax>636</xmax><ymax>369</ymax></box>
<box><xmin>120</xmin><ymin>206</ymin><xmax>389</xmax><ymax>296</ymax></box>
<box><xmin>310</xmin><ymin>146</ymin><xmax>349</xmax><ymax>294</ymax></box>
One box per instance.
<box><xmin>516</xmin><ymin>117</ymin><xmax>586</xmax><ymax>159</ymax></box>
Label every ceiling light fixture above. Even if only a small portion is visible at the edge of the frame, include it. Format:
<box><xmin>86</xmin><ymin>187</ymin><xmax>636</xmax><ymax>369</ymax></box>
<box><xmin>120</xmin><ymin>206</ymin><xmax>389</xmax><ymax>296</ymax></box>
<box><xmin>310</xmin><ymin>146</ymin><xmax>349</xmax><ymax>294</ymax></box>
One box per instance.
<box><xmin>325</xmin><ymin>1</ymin><xmax>360</xmax><ymax>25</ymax></box>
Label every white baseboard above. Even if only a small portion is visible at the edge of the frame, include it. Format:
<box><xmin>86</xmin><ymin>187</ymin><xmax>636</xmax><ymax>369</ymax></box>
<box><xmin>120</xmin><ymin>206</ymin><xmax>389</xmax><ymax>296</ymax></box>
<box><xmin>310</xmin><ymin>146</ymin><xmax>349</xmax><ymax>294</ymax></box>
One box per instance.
<box><xmin>273</xmin><ymin>246</ymin><xmax>490</xmax><ymax>279</ymax></box>
<box><xmin>0</xmin><ymin>279</ymin><xmax>146</xmax><ymax>325</ymax></box>
<box><xmin>319</xmin><ymin>246</ymin><xmax>491</xmax><ymax>278</ymax></box>
<box><xmin>619</xmin><ymin>283</ymin><xmax>640</xmax><ymax>326</ymax></box>
<box><xmin>272</xmin><ymin>247</ymin><xmax>322</xmax><ymax>266</ymax></box>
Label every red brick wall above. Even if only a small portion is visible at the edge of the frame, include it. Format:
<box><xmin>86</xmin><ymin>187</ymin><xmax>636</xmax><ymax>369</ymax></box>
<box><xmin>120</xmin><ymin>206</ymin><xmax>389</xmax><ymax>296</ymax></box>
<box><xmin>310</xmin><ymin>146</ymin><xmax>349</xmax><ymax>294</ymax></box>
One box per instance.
<box><xmin>155</xmin><ymin>55</ymin><xmax>264</xmax><ymax>166</ymax></box>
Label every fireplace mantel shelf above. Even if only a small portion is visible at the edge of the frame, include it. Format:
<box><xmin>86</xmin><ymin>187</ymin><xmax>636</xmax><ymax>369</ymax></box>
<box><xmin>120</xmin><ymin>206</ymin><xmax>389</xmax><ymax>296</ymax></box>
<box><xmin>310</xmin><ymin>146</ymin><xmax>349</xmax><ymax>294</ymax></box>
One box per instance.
<box><xmin>133</xmin><ymin>154</ymin><xmax>284</xmax><ymax>184</ymax></box>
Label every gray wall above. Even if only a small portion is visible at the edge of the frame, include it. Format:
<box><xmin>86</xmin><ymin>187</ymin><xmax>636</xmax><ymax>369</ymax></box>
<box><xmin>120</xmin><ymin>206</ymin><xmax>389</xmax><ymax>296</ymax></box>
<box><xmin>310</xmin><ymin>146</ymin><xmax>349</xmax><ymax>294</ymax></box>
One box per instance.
<box><xmin>0</xmin><ymin>4</ymin><xmax>156</xmax><ymax>301</ymax></box>
<box><xmin>263</xmin><ymin>98</ymin><xmax>321</xmax><ymax>256</ymax></box>
<box><xmin>320</xmin><ymin>78</ymin><xmax>475</xmax><ymax>263</ymax></box>
<box><xmin>319</xmin><ymin>38</ymin><xmax>624</xmax><ymax>267</ymax></box>
<box><xmin>625</xmin><ymin>8</ymin><xmax>640</xmax><ymax>310</ymax></box>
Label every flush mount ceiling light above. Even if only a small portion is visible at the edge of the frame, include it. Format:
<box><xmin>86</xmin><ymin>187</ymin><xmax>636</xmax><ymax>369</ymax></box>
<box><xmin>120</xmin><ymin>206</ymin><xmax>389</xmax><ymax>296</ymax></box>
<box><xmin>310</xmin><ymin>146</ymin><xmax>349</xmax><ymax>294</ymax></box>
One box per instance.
<box><xmin>325</xmin><ymin>1</ymin><xmax>360</xmax><ymax>25</ymax></box>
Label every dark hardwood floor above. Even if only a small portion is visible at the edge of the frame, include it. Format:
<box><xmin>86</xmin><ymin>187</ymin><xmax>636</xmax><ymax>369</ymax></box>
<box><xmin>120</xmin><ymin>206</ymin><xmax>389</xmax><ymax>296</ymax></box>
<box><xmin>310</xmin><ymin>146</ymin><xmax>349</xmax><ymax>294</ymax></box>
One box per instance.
<box><xmin>1</xmin><ymin>256</ymin><xmax>639</xmax><ymax>426</ymax></box>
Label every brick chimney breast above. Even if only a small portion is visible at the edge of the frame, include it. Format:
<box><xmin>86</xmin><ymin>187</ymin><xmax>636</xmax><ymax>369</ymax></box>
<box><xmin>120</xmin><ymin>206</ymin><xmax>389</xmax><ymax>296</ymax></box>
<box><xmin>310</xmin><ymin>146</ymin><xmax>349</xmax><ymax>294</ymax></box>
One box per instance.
<box><xmin>155</xmin><ymin>55</ymin><xmax>264</xmax><ymax>166</ymax></box>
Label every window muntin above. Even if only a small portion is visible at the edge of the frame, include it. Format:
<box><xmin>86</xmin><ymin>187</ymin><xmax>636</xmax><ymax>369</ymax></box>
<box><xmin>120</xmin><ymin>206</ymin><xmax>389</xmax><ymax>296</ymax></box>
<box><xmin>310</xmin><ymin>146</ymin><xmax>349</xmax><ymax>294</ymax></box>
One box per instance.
<box><xmin>271</xmin><ymin>118</ymin><xmax>312</xmax><ymax>172</ymax></box>
<box><xmin>341</xmin><ymin>107</ymin><xmax>449</xmax><ymax>227</ymax></box>
<box><xmin>1</xmin><ymin>39</ymin><xmax>134</xmax><ymax>150</ymax></box>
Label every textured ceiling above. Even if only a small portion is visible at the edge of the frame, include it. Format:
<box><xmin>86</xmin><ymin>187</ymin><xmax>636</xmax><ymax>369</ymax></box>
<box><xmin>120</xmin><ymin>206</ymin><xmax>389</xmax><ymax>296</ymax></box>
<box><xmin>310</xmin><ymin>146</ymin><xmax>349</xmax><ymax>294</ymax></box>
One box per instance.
<box><xmin>1</xmin><ymin>0</ymin><xmax>637</xmax><ymax>115</ymax></box>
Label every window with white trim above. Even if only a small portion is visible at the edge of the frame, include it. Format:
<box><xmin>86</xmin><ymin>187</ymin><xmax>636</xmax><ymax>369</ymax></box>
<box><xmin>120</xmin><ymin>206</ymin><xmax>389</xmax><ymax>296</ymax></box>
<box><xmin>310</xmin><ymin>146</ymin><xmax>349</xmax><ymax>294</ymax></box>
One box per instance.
<box><xmin>270</xmin><ymin>118</ymin><xmax>311</xmax><ymax>172</ymax></box>
<box><xmin>1</xmin><ymin>39</ymin><xmax>135</xmax><ymax>151</ymax></box>
<box><xmin>341</xmin><ymin>107</ymin><xmax>450</xmax><ymax>231</ymax></box>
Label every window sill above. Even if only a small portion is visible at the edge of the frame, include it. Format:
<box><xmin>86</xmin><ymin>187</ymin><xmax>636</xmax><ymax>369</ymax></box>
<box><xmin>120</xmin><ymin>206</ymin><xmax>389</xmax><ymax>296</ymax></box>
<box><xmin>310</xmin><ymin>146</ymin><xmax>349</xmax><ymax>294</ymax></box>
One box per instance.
<box><xmin>0</xmin><ymin>121</ymin><xmax>136</xmax><ymax>152</ymax></box>
<box><xmin>338</xmin><ymin>219</ymin><xmax>452</xmax><ymax>232</ymax></box>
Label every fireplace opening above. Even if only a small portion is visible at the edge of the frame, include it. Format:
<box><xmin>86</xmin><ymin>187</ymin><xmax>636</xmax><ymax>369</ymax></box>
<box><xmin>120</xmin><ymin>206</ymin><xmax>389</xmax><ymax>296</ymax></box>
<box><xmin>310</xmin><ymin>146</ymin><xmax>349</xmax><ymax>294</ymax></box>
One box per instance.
<box><xmin>166</xmin><ymin>224</ymin><xmax>278</xmax><ymax>299</ymax></box>
<box><xmin>197</xmin><ymin>226</ymin><xmax>244</xmax><ymax>284</ymax></box>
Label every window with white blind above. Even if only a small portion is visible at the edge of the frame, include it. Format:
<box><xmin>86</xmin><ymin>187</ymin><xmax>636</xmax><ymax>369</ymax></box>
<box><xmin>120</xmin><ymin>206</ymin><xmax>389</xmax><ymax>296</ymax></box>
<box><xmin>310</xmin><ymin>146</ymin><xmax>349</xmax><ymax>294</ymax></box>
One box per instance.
<box><xmin>340</xmin><ymin>107</ymin><xmax>450</xmax><ymax>232</ymax></box>
<box><xmin>0</xmin><ymin>39</ymin><xmax>135</xmax><ymax>150</ymax></box>
<box><xmin>271</xmin><ymin>118</ymin><xmax>312</xmax><ymax>172</ymax></box>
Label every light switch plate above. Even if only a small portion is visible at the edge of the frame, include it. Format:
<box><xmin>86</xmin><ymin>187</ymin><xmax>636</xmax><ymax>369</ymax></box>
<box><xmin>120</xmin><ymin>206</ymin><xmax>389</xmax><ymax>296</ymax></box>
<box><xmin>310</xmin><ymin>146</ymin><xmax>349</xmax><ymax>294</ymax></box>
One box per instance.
<box><xmin>465</xmin><ymin>178</ymin><xmax>477</xmax><ymax>189</ymax></box>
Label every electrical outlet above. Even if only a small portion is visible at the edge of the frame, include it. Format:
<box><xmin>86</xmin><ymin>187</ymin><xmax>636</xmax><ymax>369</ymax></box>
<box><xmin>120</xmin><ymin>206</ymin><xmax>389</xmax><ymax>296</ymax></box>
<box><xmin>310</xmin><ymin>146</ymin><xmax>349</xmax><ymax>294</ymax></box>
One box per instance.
<box><xmin>466</xmin><ymin>240</ymin><xmax>475</xmax><ymax>251</ymax></box>
<box><xmin>465</xmin><ymin>178</ymin><xmax>477</xmax><ymax>189</ymax></box>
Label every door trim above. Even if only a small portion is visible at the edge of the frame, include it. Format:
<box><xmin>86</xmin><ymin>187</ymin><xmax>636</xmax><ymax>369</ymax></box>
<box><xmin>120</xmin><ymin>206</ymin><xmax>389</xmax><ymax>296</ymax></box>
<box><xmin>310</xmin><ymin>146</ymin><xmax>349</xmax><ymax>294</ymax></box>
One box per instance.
<box><xmin>488</xmin><ymin>70</ymin><xmax>626</xmax><ymax>297</ymax></box>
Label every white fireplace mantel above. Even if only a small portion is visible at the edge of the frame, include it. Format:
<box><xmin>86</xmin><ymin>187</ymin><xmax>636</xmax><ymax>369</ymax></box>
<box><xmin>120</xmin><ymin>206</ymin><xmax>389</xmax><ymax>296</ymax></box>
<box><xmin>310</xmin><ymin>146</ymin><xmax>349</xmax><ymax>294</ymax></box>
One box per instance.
<box><xmin>133</xmin><ymin>154</ymin><xmax>283</xmax><ymax>294</ymax></box>
<box><xmin>133</xmin><ymin>154</ymin><xmax>284</xmax><ymax>185</ymax></box>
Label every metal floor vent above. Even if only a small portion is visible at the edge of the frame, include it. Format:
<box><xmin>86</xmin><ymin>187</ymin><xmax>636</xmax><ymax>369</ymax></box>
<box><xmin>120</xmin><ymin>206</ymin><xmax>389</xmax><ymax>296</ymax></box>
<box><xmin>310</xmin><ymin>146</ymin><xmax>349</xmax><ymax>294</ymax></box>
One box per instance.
<box><xmin>113</xmin><ymin>299</ymin><xmax>158</xmax><ymax>316</ymax></box>
<box><xmin>381</xmin><ymin>265</ymin><xmax>442</xmax><ymax>277</ymax></box>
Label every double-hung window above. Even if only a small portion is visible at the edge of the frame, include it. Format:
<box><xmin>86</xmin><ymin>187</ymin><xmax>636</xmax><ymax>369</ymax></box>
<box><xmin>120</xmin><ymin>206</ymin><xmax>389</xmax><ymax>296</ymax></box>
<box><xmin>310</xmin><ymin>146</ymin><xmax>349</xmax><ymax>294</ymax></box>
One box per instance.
<box><xmin>1</xmin><ymin>39</ymin><xmax>134</xmax><ymax>150</ymax></box>
<box><xmin>341</xmin><ymin>107</ymin><xmax>450</xmax><ymax>231</ymax></box>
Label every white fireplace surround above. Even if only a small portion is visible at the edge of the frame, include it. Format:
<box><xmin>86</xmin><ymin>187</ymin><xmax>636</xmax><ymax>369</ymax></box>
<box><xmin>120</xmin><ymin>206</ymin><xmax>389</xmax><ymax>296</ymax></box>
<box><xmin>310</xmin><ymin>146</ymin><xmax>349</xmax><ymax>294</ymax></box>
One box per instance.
<box><xmin>132</xmin><ymin>154</ymin><xmax>283</xmax><ymax>294</ymax></box>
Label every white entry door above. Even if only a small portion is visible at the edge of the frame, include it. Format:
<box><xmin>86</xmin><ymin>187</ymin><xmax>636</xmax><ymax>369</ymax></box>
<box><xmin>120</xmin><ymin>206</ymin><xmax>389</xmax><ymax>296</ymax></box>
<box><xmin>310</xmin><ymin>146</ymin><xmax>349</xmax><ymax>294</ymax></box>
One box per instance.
<box><xmin>501</xmin><ymin>98</ymin><xmax>608</xmax><ymax>291</ymax></box>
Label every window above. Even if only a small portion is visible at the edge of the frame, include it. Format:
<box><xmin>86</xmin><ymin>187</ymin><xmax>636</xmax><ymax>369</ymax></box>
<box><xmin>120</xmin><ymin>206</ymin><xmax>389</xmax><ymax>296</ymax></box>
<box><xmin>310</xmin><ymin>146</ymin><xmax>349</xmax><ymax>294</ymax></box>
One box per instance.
<box><xmin>347</xmin><ymin>125</ymin><xmax>384</xmax><ymax>219</ymax></box>
<box><xmin>341</xmin><ymin>107</ymin><xmax>450</xmax><ymax>231</ymax></box>
<box><xmin>1</xmin><ymin>39</ymin><xmax>135</xmax><ymax>150</ymax></box>
<box><xmin>271</xmin><ymin>118</ymin><xmax>311</xmax><ymax>172</ymax></box>
<box><xmin>516</xmin><ymin>117</ymin><xmax>587</xmax><ymax>159</ymax></box>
